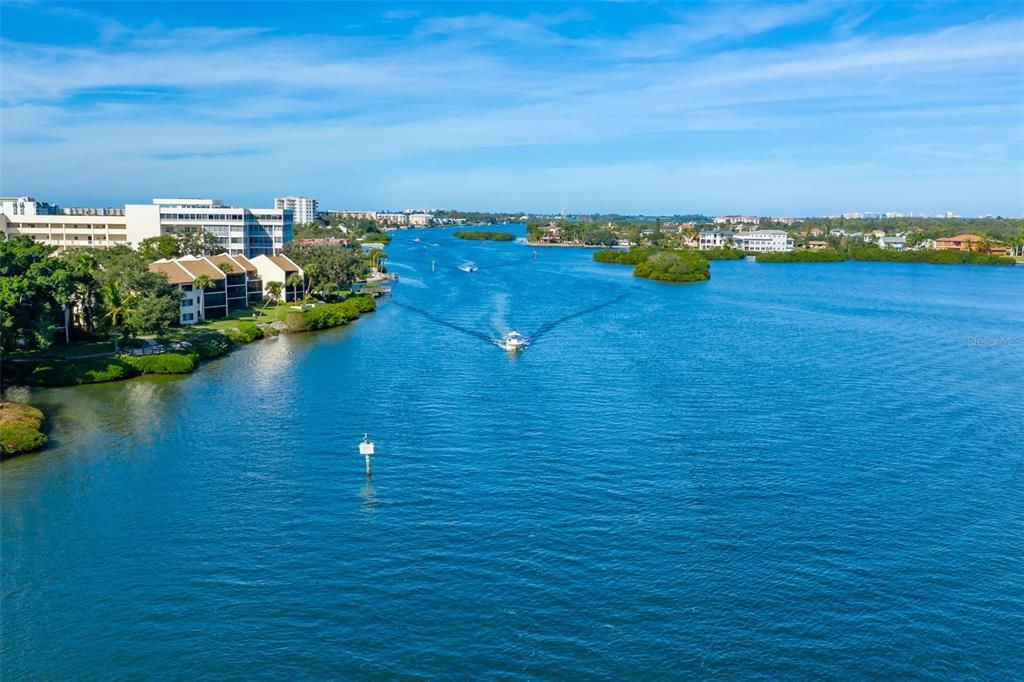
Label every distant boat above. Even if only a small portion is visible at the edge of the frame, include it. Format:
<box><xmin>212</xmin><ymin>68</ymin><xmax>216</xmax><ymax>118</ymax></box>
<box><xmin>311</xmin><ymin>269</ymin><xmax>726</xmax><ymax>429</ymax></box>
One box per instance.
<box><xmin>458</xmin><ymin>263</ymin><xmax>478</xmax><ymax>272</ymax></box>
<box><xmin>500</xmin><ymin>331</ymin><xmax>527</xmax><ymax>352</ymax></box>
<box><xmin>413</xmin><ymin>237</ymin><xmax>421</xmax><ymax>243</ymax></box>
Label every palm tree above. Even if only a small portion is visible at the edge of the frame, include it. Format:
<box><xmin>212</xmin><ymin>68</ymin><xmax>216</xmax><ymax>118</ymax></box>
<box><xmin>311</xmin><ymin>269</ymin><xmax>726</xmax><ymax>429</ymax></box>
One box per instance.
<box><xmin>217</xmin><ymin>262</ymin><xmax>234</xmax><ymax>275</ymax></box>
<box><xmin>303</xmin><ymin>263</ymin><xmax>321</xmax><ymax>298</ymax></box>
<box><xmin>976</xmin><ymin>235</ymin><xmax>993</xmax><ymax>255</ymax></box>
<box><xmin>264</xmin><ymin>281</ymin><xmax>283</xmax><ymax>321</ymax></box>
<box><xmin>101</xmin><ymin>280</ymin><xmax>136</xmax><ymax>352</ymax></box>
<box><xmin>286</xmin><ymin>273</ymin><xmax>303</xmax><ymax>302</ymax></box>
<box><xmin>193</xmin><ymin>274</ymin><xmax>215</xmax><ymax>321</ymax></box>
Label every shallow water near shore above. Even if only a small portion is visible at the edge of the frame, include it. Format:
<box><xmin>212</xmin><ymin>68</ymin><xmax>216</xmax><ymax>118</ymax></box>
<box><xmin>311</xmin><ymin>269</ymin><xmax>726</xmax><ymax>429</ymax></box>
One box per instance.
<box><xmin>3</xmin><ymin>226</ymin><xmax>1023</xmax><ymax>678</ymax></box>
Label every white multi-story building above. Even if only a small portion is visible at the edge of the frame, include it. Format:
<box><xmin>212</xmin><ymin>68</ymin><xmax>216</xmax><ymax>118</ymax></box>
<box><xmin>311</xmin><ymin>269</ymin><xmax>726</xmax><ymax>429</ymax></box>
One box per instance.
<box><xmin>2</xmin><ymin>196</ymin><xmax>293</xmax><ymax>257</ymax></box>
<box><xmin>325</xmin><ymin>210</ymin><xmax>378</xmax><ymax>221</ymax></box>
<box><xmin>699</xmin><ymin>229</ymin><xmax>734</xmax><ymax>249</ymax></box>
<box><xmin>732</xmin><ymin>230</ymin><xmax>794</xmax><ymax>252</ymax></box>
<box><xmin>1</xmin><ymin>196</ymin><xmax>61</xmax><ymax>217</ymax></box>
<box><xmin>126</xmin><ymin>198</ymin><xmax>293</xmax><ymax>258</ymax></box>
<box><xmin>408</xmin><ymin>213</ymin><xmax>433</xmax><ymax>227</ymax></box>
<box><xmin>377</xmin><ymin>213</ymin><xmax>410</xmax><ymax>226</ymax></box>
<box><xmin>1</xmin><ymin>212</ymin><xmax>131</xmax><ymax>249</ymax></box>
<box><xmin>274</xmin><ymin>196</ymin><xmax>318</xmax><ymax>225</ymax></box>
<box><xmin>713</xmin><ymin>215</ymin><xmax>760</xmax><ymax>226</ymax></box>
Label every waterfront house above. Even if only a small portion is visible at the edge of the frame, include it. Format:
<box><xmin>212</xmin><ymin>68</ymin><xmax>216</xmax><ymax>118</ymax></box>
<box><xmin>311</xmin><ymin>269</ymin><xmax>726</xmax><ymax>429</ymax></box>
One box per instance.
<box><xmin>936</xmin><ymin>234</ymin><xmax>983</xmax><ymax>251</ymax></box>
<box><xmin>878</xmin><ymin>235</ymin><xmax>907</xmax><ymax>251</ymax></box>
<box><xmin>698</xmin><ymin>229</ymin><xmax>734</xmax><ymax>249</ymax></box>
<box><xmin>251</xmin><ymin>253</ymin><xmax>305</xmax><ymax>302</ymax></box>
<box><xmin>731</xmin><ymin>230</ymin><xmax>794</xmax><ymax>252</ymax></box>
<box><xmin>806</xmin><ymin>240</ymin><xmax>830</xmax><ymax>250</ymax></box>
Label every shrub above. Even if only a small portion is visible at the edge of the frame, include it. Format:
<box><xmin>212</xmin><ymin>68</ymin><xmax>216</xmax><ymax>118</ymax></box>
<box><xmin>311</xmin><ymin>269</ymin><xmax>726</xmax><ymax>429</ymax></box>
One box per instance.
<box><xmin>701</xmin><ymin>248</ymin><xmax>747</xmax><ymax>260</ymax></box>
<box><xmin>453</xmin><ymin>230</ymin><xmax>515</xmax><ymax>241</ymax></box>
<box><xmin>0</xmin><ymin>402</ymin><xmax>47</xmax><ymax>457</ymax></box>
<box><xmin>633</xmin><ymin>250</ymin><xmax>710</xmax><ymax>282</ymax></box>
<box><xmin>122</xmin><ymin>351</ymin><xmax>197</xmax><ymax>375</ymax></box>
<box><xmin>224</xmin><ymin>322</ymin><xmax>264</xmax><ymax>345</ymax></box>
<box><xmin>26</xmin><ymin>357</ymin><xmax>137</xmax><ymax>386</ymax></box>
<box><xmin>848</xmin><ymin>247</ymin><xmax>1015</xmax><ymax>265</ymax></box>
<box><xmin>593</xmin><ymin>247</ymin><xmax>657</xmax><ymax>265</ymax></box>
<box><xmin>191</xmin><ymin>334</ymin><xmax>232</xmax><ymax>359</ymax></box>
<box><xmin>285</xmin><ymin>296</ymin><xmax>376</xmax><ymax>332</ymax></box>
<box><xmin>757</xmin><ymin>249</ymin><xmax>846</xmax><ymax>263</ymax></box>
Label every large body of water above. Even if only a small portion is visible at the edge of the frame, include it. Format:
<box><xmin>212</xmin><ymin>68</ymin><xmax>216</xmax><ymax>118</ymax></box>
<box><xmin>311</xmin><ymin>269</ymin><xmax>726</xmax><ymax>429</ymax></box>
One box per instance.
<box><xmin>3</xmin><ymin>227</ymin><xmax>1023</xmax><ymax>678</ymax></box>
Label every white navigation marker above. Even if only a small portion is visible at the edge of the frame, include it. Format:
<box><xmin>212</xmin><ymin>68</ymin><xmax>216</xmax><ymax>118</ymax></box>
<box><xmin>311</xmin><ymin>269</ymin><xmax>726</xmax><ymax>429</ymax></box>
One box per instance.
<box><xmin>359</xmin><ymin>434</ymin><xmax>375</xmax><ymax>477</ymax></box>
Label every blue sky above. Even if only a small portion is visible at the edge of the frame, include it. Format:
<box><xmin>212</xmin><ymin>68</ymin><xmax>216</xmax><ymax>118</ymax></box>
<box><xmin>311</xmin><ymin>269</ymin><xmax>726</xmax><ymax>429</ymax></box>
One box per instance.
<box><xmin>1</xmin><ymin>1</ymin><xmax>1022</xmax><ymax>216</ymax></box>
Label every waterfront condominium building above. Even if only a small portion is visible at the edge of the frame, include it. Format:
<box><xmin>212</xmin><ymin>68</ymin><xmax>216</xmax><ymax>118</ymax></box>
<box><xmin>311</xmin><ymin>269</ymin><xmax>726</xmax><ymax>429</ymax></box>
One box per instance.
<box><xmin>274</xmin><ymin>196</ymin><xmax>318</xmax><ymax>225</ymax></box>
<box><xmin>251</xmin><ymin>254</ymin><xmax>306</xmax><ymax>302</ymax></box>
<box><xmin>2</xmin><ymin>196</ymin><xmax>292</xmax><ymax>258</ymax></box>
<box><xmin>148</xmin><ymin>253</ymin><xmax>264</xmax><ymax>324</ymax></box>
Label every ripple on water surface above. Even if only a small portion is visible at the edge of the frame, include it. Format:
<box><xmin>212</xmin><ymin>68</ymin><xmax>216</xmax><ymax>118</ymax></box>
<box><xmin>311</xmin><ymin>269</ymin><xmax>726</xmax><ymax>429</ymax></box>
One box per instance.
<box><xmin>3</xmin><ymin>227</ymin><xmax>1023</xmax><ymax>678</ymax></box>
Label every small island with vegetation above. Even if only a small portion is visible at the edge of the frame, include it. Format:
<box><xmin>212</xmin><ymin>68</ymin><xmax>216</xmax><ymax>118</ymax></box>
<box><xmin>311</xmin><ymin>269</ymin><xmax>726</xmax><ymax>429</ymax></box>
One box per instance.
<box><xmin>594</xmin><ymin>247</ymin><xmax>710</xmax><ymax>283</ymax></box>
<box><xmin>453</xmin><ymin>230</ymin><xmax>516</xmax><ymax>241</ymax></box>
<box><xmin>0</xmin><ymin>402</ymin><xmax>47</xmax><ymax>459</ymax></box>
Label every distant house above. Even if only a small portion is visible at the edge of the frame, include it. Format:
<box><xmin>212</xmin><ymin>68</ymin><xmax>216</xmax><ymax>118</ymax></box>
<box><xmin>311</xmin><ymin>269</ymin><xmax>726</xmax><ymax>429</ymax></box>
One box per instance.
<box><xmin>699</xmin><ymin>229</ymin><xmax>733</xmax><ymax>249</ymax></box>
<box><xmin>251</xmin><ymin>254</ymin><xmax>305</xmax><ymax>302</ymax></box>
<box><xmin>935</xmin><ymin>234</ymin><xmax>983</xmax><ymax>251</ymax></box>
<box><xmin>806</xmin><ymin>240</ymin><xmax>830</xmax><ymax>250</ymax></box>
<box><xmin>808</xmin><ymin>228</ymin><xmax>824</xmax><ymax>237</ymax></box>
<box><xmin>878</xmin><ymin>235</ymin><xmax>907</xmax><ymax>251</ymax></box>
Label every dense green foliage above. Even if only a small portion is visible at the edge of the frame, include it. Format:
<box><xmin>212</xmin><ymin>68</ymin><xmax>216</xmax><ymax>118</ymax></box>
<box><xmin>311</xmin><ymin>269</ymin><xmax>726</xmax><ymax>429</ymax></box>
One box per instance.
<box><xmin>282</xmin><ymin>243</ymin><xmax>373</xmax><ymax>297</ymax></box>
<box><xmin>593</xmin><ymin>247</ymin><xmax>656</xmax><ymax>265</ymax></box>
<box><xmin>137</xmin><ymin>232</ymin><xmax>222</xmax><ymax>260</ymax></box>
<box><xmin>453</xmin><ymin>231</ymin><xmax>516</xmax><ymax>241</ymax></box>
<box><xmin>848</xmin><ymin>247</ymin><xmax>1015</xmax><ymax>265</ymax></box>
<box><xmin>1</xmin><ymin>237</ymin><xmax>77</xmax><ymax>351</ymax></box>
<box><xmin>757</xmin><ymin>247</ymin><xmax>1014</xmax><ymax>265</ymax></box>
<box><xmin>633</xmin><ymin>250</ymin><xmax>710</xmax><ymax>282</ymax></box>
<box><xmin>0</xmin><ymin>402</ymin><xmax>47</xmax><ymax>457</ymax></box>
<box><xmin>190</xmin><ymin>333</ymin><xmax>232</xmax><ymax>359</ymax></box>
<box><xmin>701</xmin><ymin>248</ymin><xmax>748</xmax><ymax>260</ymax></box>
<box><xmin>1</xmin><ymin>238</ymin><xmax>181</xmax><ymax>354</ymax></box>
<box><xmin>22</xmin><ymin>357</ymin><xmax>136</xmax><ymax>386</ymax></box>
<box><xmin>791</xmin><ymin>217</ymin><xmax>1024</xmax><ymax>242</ymax></box>
<box><xmin>594</xmin><ymin>247</ymin><xmax>710</xmax><ymax>282</ymax></box>
<box><xmin>285</xmin><ymin>296</ymin><xmax>376</xmax><ymax>332</ymax></box>
<box><xmin>757</xmin><ymin>249</ymin><xmax>847</xmax><ymax>262</ymax></box>
<box><xmin>224</xmin><ymin>322</ymin><xmax>264</xmax><ymax>345</ymax></box>
<box><xmin>122</xmin><ymin>352</ymin><xmax>197</xmax><ymax>375</ymax></box>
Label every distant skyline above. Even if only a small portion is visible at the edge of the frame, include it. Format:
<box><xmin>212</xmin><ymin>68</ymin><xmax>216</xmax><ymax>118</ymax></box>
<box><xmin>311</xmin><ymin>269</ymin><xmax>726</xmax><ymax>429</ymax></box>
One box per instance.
<box><xmin>2</xmin><ymin>1</ymin><xmax>1022</xmax><ymax>216</ymax></box>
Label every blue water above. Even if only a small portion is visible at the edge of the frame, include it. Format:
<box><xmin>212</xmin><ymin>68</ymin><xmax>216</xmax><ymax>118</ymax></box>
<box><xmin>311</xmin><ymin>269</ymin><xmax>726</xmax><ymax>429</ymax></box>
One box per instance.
<box><xmin>3</xmin><ymin>227</ymin><xmax>1023</xmax><ymax>679</ymax></box>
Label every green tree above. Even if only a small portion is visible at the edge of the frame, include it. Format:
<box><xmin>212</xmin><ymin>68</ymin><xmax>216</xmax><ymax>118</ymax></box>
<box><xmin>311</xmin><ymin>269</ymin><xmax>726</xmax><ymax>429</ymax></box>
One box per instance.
<box><xmin>265</xmin><ymin>281</ymin><xmax>283</xmax><ymax>321</ymax></box>
<box><xmin>138</xmin><ymin>235</ymin><xmax>182</xmax><ymax>261</ymax></box>
<box><xmin>101</xmin><ymin>280</ymin><xmax>136</xmax><ymax>351</ymax></box>
<box><xmin>0</xmin><ymin>237</ymin><xmax>76</xmax><ymax>352</ymax></box>
<box><xmin>286</xmin><ymin>273</ymin><xmax>303</xmax><ymax>301</ymax></box>
<box><xmin>176</xmin><ymin>230</ymin><xmax>221</xmax><ymax>256</ymax></box>
<box><xmin>193</xmin><ymin>274</ymin><xmax>215</xmax><ymax>320</ymax></box>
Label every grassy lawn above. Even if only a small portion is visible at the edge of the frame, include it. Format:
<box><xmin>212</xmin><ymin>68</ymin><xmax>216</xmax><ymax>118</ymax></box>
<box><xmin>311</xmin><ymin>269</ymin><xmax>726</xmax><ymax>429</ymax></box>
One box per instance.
<box><xmin>8</xmin><ymin>340</ymin><xmax>117</xmax><ymax>361</ymax></box>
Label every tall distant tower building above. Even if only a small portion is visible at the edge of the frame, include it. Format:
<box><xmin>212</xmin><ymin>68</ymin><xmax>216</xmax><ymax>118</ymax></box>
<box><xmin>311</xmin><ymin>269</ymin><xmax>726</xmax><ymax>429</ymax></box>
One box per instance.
<box><xmin>274</xmin><ymin>196</ymin><xmax>318</xmax><ymax>225</ymax></box>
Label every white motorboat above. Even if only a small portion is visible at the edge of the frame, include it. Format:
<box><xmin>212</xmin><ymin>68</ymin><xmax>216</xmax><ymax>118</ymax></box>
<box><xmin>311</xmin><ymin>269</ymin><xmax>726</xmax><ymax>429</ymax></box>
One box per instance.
<box><xmin>458</xmin><ymin>263</ymin><xmax>478</xmax><ymax>272</ymax></box>
<box><xmin>500</xmin><ymin>331</ymin><xmax>528</xmax><ymax>352</ymax></box>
